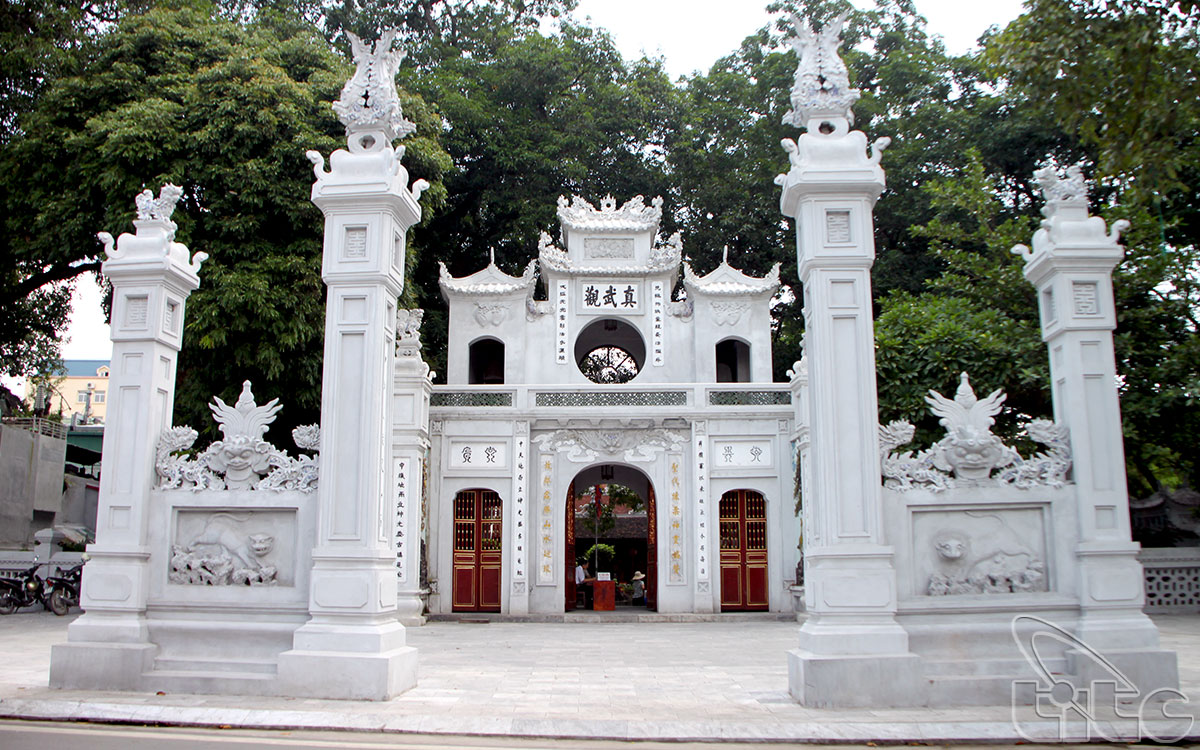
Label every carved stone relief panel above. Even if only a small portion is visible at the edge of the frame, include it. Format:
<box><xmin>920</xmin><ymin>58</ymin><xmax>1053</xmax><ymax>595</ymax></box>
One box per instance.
<box><xmin>473</xmin><ymin>302</ymin><xmax>509</xmax><ymax>327</ymax></box>
<box><xmin>713</xmin><ymin>440</ymin><xmax>773</xmax><ymax>469</ymax></box>
<box><xmin>912</xmin><ymin>506</ymin><xmax>1049</xmax><ymax>596</ymax></box>
<box><xmin>583</xmin><ymin>237</ymin><xmax>635</xmax><ymax>259</ymax></box>
<box><xmin>710</xmin><ymin>301</ymin><xmax>748</xmax><ymax>327</ymax></box>
<box><xmin>447</xmin><ymin>440</ymin><xmax>508</xmax><ymax>470</ymax></box>
<box><xmin>170</xmin><ymin>509</ymin><xmax>297</xmax><ymax>586</ymax></box>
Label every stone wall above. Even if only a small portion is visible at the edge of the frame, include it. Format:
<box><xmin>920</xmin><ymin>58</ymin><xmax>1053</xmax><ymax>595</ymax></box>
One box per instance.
<box><xmin>0</xmin><ymin>422</ymin><xmax>66</xmax><ymax>548</ymax></box>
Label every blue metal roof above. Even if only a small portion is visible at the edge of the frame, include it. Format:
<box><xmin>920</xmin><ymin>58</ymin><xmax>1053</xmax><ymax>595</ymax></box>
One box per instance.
<box><xmin>62</xmin><ymin>359</ymin><xmax>110</xmax><ymax>378</ymax></box>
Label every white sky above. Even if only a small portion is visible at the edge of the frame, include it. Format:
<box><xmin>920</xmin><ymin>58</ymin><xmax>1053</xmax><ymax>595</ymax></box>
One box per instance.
<box><xmin>19</xmin><ymin>0</ymin><xmax>1026</xmax><ymax>394</ymax></box>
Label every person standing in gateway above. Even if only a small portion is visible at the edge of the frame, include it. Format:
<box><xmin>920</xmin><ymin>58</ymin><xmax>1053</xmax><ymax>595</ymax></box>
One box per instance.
<box><xmin>575</xmin><ymin>559</ymin><xmax>594</xmax><ymax>608</ymax></box>
<box><xmin>631</xmin><ymin>571</ymin><xmax>645</xmax><ymax>606</ymax></box>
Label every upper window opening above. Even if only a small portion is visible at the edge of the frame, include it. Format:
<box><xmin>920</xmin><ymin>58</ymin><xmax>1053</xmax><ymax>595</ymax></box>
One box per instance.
<box><xmin>468</xmin><ymin>338</ymin><xmax>505</xmax><ymax>384</ymax></box>
<box><xmin>716</xmin><ymin>338</ymin><xmax>750</xmax><ymax>383</ymax></box>
<box><xmin>574</xmin><ymin>318</ymin><xmax>645</xmax><ymax>384</ymax></box>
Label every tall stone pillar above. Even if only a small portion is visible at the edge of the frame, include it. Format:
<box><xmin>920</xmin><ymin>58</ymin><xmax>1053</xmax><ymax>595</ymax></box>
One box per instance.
<box><xmin>776</xmin><ymin>13</ymin><xmax>921</xmax><ymax>707</ymax></box>
<box><xmin>51</xmin><ymin>186</ymin><xmax>206</xmax><ymax>688</ymax></box>
<box><xmin>1014</xmin><ymin>166</ymin><xmax>1177</xmax><ymax>687</ymax></box>
<box><xmin>277</xmin><ymin>30</ymin><xmax>427</xmax><ymax>700</ymax></box>
<box><xmin>392</xmin><ymin>309</ymin><xmax>431</xmax><ymax>626</ymax></box>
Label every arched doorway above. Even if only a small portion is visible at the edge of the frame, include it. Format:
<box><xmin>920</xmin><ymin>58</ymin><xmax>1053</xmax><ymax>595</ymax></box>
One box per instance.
<box><xmin>564</xmin><ymin>464</ymin><xmax>657</xmax><ymax>612</ymax></box>
<box><xmin>452</xmin><ymin>488</ymin><xmax>502</xmax><ymax>612</ymax></box>
<box><xmin>719</xmin><ymin>489</ymin><xmax>768</xmax><ymax>611</ymax></box>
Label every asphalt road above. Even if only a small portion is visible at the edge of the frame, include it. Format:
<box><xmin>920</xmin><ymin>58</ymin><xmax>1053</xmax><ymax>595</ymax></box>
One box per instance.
<box><xmin>0</xmin><ymin>722</ymin><xmax>1080</xmax><ymax>750</ymax></box>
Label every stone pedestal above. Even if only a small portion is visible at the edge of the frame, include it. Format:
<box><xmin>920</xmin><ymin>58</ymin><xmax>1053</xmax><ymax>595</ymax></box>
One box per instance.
<box><xmin>1015</xmin><ymin>174</ymin><xmax>1177</xmax><ymax>692</ymax></box>
<box><xmin>51</xmin><ymin>187</ymin><xmax>206</xmax><ymax>689</ymax></box>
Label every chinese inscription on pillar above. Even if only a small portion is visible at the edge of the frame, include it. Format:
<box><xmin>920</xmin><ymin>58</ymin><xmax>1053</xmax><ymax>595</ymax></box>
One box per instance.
<box><xmin>556</xmin><ymin>281</ymin><xmax>569</xmax><ymax>364</ymax></box>
<box><xmin>693</xmin><ymin>427</ymin><xmax>709</xmax><ymax>586</ymax></box>
<box><xmin>669</xmin><ymin>453</ymin><xmax>684</xmax><ymax>584</ymax></box>
<box><xmin>539</xmin><ymin>454</ymin><xmax>554</xmax><ymax>583</ymax></box>
<box><xmin>513</xmin><ymin>430</ymin><xmax>527</xmax><ymax>583</ymax></box>
<box><xmin>394</xmin><ymin>457</ymin><xmax>409</xmax><ymax>582</ymax></box>
<box><xmin>652</xmin><ymin>281</ymin><xmax>665</xmax><ymax>366</ymax></box>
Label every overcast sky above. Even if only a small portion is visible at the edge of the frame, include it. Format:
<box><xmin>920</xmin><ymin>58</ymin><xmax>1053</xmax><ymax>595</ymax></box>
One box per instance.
<box><xmin>46</xmin><ymin>0</ymin><xmax>1028</xmax><ymax>378</ymax></box>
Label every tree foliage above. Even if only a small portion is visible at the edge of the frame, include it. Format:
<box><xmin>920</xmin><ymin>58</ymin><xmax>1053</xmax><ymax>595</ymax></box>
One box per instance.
<box><xmin>2</xmin><ymin>0</ymin><xmax>1196</xmax><ymax>498</ymax></box>
<box><xmin>0</xmin><ymin>1</ymin><xmax>450</xmax><ymax>437</ymax></box>
<box><xmin>988</xmin><ymin>0</ymin><xmax>1200</xmax><ymax>494</ymax></box>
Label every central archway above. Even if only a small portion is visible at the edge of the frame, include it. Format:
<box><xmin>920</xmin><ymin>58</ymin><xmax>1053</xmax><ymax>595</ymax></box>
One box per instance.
<box><xmin>564</xmin><ymin>463</ymin><xmax>657</xmax><ymax>612</ymax></box>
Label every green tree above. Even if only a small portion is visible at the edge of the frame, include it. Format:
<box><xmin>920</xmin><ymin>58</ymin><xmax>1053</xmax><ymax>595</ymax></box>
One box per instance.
<box><xmin>0</xmin><ymin>3</ymin><xmax>450</xmax><ymax>437</ymax></box>
<box><xmin>988</xmin><ymin>0</ymin><xmax>1200</xmax><ymax>494</ymax></box>
<box><xmin>875</xmin><ymin>151</ymin><xmax>1048</xmax><ymax>445</ymax></box>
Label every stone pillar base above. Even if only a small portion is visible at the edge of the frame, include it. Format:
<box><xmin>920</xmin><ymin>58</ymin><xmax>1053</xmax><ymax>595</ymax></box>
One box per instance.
<box><xmin>796</xmin><ymin>613</ymin><xmax>910</xmax><ymax>655</ymax></box>
<box><xmin>49</xmin><ymin>642</ymin><xmax>156</xmax><ymax>691</ymax></box>
<box><xmin>277</xmin><ymin>646</ymin><xmax>417</xmax><ymax>700</ymax></box>
<box><xmin>277</xmin><ymin>619</ymin><xmax>417</xmax><ymax>700</ymax></box>
<box><xmin>788</xmin><ymin>649</ymin><xmax>925</xmax><ymax>708</ymax></box>
<box><xmin>1068</xmin><ymin>647</ymin><xmax>1179</xmax><ymax>700</ymax></box>
<box><xmin>396</xmin><ymin>592</ymin><xmax>426</xmax><ymax>627</ymax></box>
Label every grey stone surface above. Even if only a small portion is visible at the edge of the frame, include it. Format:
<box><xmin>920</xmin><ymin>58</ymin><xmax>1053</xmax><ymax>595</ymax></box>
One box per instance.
<box><xmin>3</xmin><ymin>610</ymin><xmax>1198</xmax><ymax>742</ymax></box>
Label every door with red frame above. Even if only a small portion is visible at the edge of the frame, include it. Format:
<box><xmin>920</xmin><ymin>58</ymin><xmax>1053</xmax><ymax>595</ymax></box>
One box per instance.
<box><xmin>718</xmin><ymin>489</ymin><xmax>768</xmax><ymax>611</ymax></box>
<box><xmin>645</xmin><ymin>484</ymin><xmax>657</xmax><ymax>610</ymax></box>
<box><xmin>452</xmin><ymin>489</ymin><xmax>502</xmax><ymax>612</ymax></box>
<box><xmin>564</xmin><ymin>481</ymin><xmax>576</xmax><ymax>611</ymax></box>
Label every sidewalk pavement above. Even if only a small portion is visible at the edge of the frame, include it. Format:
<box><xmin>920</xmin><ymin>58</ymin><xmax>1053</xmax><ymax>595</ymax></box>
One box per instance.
<box><xmin>0</xmin><ymin>610</ymin><xmax>1196</xmax><ymax>743</ymax></box>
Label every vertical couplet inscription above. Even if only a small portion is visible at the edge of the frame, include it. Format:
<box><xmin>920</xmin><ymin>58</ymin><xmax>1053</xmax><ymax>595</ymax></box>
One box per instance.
<box><xmin>538</xmin><ymin>454</ymin><xmax>554</xmax><ymax>583</ymax></box>
<box><xmin>694</xmin><ymin>436</ymin><xmax>709</xmax><ymax>584</ymax></box>
<box><xmin>556</xmin><ymin>282</ymin><xmax>569</xmax><ymax>364</ymax></box>
<box><xmin>669</xmin><ymin>453</ymin><xmax>685</xmax><ymax>583</ymax></box>
<box><xmin>652</xmin><ymin>281</ymin><xmax>665</xmax><ymax>366</ymax></box>
<box><xmin>513</xmin><ymin>434</ymin><xmax>527</xmax><ymax>582</ymax></box>
<box><xmin>394</xmin><ymin>457</ymin><xmax>409</xmax><ymax>581</ymax></box>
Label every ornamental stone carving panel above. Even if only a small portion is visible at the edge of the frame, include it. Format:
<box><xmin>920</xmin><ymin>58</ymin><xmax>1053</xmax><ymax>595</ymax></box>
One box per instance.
<box><xmin>583</xmin><ymin>237</ymin><xmax>635</xmax><ymax>259</ymax></box>
<box><xmin>912</xmin><ymin>507</ymin><xmax>1049</xmax><ymax>596</ymax></box>
<box><xmin>170</xmin><ymin>509</ymin><xmax>297</xmax><ymax>586</ymax></box>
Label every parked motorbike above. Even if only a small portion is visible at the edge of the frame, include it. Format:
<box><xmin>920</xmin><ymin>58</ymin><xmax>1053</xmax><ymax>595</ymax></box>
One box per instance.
<box><xmin>0</xmin><ymin>560</ymin><xmax>47</xmax><ymax>615</ymax></box>
<box><xmin>44</xmin><ymin>559</ymin><xmax>85</xmax><ymax>616</ymax></box>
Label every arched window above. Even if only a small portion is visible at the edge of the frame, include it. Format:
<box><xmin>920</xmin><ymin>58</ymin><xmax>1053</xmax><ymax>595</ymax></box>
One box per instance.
<box><xmin>468</xmin><ymin>338</ymin><xmax>505</xmax><ymax>384</ymax></box>
<box><xmin>715</xmin><ymin>338</ymin><xmax>750</xmax><ymax>383</ymax></box>
<box><xmin>574</xmin><ymin>318</ymin><xmax>645</xmax><ymax>384</ymax></box>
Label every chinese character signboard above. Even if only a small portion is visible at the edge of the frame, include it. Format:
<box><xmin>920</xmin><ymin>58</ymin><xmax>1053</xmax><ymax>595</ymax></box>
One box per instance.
<box><xmin>579</xmin><ymin>280</ymin><xmax>639</xmax><ymax>312</ymax></box>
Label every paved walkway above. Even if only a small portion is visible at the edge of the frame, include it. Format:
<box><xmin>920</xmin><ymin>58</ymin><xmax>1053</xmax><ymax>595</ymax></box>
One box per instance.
<box><xmin>0</xmin><ymin>610</ymin><xmax>1196</xmax><ymax>743</ymax></box>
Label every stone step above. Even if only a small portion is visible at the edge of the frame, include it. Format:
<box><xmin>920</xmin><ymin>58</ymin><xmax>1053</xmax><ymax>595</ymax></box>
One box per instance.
<box><xmin>922</xmin><ymin>656</ymin><xmax>1067</xmax><ymax>677</ymax></box>
<box><xmin>142</xmin><ymin>667</ymin><xmax>276</xmax><ymax>696</ymax></box>
<box><xmin>152</xmin><ymin>657</ymin><xmax>277</xmax><ymax>675</ymax></box>
<box><xmin>428</xmin><ymin>611</ymin><xmax>796</xmax><ymax>624</ymax></box>
<box><xmin>926</xmin><ymin>673</ymin><xmax>1052</xmax><ymax>706</ymax></box>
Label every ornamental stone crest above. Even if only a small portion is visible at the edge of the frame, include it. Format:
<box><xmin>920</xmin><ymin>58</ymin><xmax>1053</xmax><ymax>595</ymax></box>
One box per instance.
<box><xmin>332</xmin><ymin>29</ymin><xmax>416</xmax><ymax>141</ymax></box>
<box><xmin>1033</xmin><ymin>162</ymin><xmax>1088</xmax><ymax>203</ymax></box>
<box><xmin>534</xmin><ymin>428</ymin><xmax>687</xmax><ymax>463</ymax></box>
<box><xmin>556</xmin><ymin>194</ymin><xmax>663</xmax><ymax>232</ymax></box>
<box><xmin>134</xmin><ymin>184</ymin><xmax>184</xmax><ymax>223</ymax></box>
<box><xmin>880</xmin><ymin>373</ymin><xmax>1071</xmax><ymax>491</ymax></box>
<box><xmin>782</xmin><ymin>12</ymin><xmax>860</xmax><ymax>128</ymax></box>
<box><xmin>155</xmin><ymin>381</ymin><xmax>320</xmax><ymax>492</ymax></box>
<box><xmin>396</xmin><ymin>308</ymin><xmax>424</xmax><ymax>360</ymax></box>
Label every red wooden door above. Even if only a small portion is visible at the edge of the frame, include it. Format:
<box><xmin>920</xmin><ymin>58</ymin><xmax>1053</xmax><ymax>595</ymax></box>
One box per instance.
<box><xmin>719</xmin><ymin>490</ymin><xmax>768</xmax><ymax>611</ymax></box>
<box><xmin>564</xmin><ymin>481</ymin><xmax>576</xmax><ymax>611</ymax></box>
<box><xmin>645</xmin><ymin>484</ymin><xmax>657</xmax><ymax>610</ymax></box>
<box><xmin>452</xmin><ymin>489</ymin><xmax>502</xmax><ymax>612</ymax></box>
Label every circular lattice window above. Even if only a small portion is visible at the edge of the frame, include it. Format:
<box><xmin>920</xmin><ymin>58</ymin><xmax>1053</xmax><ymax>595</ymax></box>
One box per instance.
<box><xmin>574</xmin><ymin>318</ymin><xmax>645</xmax><ymax>384</ymax></box>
